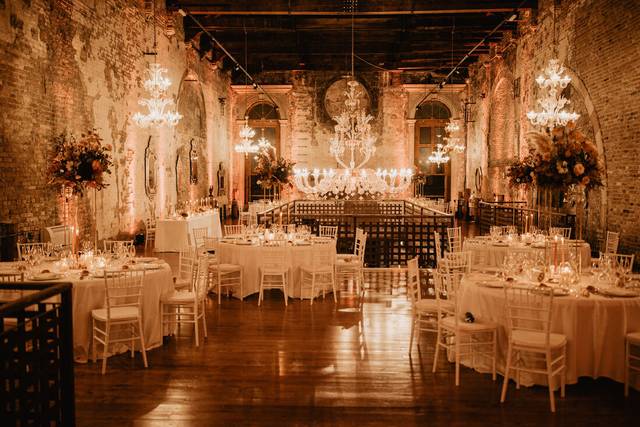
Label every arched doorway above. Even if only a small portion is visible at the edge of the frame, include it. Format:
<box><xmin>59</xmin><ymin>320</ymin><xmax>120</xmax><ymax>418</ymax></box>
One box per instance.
<box><xmin>245</xmin><ymin>102</ymin><xmax>280</xmax><ymax>203</ymax></box>
<box><xmin>414</xmin><ymin>101</ymin><xmax>451</xmax><ymax>200</ymax></box>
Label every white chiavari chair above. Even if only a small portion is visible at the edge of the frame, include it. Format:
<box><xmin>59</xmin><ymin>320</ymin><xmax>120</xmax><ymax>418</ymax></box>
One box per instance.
<box><xmin>258</xmin><ymin>246</ymin><xmax>288</xmax><ymax>306</ymax></box>
<box><xmin>335</xmin><ymin>231</ymin><xmax>367</xmax><ymax>305</ymax></box>
<box><xmin>501</xmin><ymin>286</ymin><xmax>567</xmax><ymax>412</ymax></box>
<box><xmin>174</xmin><ymin>249</ymin><xmax>197</xmax><ymax>291</ymax></box>
<box><xmin>161</xmin><ymin>256</ymin><xmax>208</xmax><ymax>347</ymax></box>
<box><xmin>91</xmin><ymin>269</ymin><xmax>148</xmax><ymax>374</ymax></box>
<box><xmin>208</xmin><ymin>251</ymin><xmax>243</xmax><ymax>304</ymax></box>
<box><xmin>336</xmin><ymin>227</ymin><xmax>364</xmax><ymax>262</ymax></box>
<box><xmin>625</xmin><ymin>332</ymin><xmax>640</xmax><ymax>397</ymax></box>
<box><xmin>103</xmin><ymin>240</ymin><xmax>134</xmax><ymax>254</ymax></box>
<box><xmin>601</xmin><ymin>252</ymin><xmax>635</xmax><ymax>274</ymax></box>
<box><xmin>16</xmin><ymin>242</ymin><xmax>52</xmax><ymax>261</ymax></box>
<box><xmin>433</xmin><ymin>231</ymin><xmax>444</xmax><ymax>267</ymax></box>
<box><xmin>441</xmin><ymin>251</ymin><xmax>472</xmax><ymax>274</ymax></box>
<box><xmin>224</xmin><ymin>224</ymin><xmax>246</xmax><ymax>238</ymax></box>
<box><xmin>432</xmin><ymin>269</ymin><xmax>497</xmax><ymax>386</ymax></box>
<box><xmin>202</xmin><ymin>236</ymin><xmax>218</xmax><ymax>255</ymax></box>
<box><xmin>300</xmin><ymin>240</ymin><xmax>336</xmax><ymax>305</ymax></box>
<box><xmin>190</xmin><ymin>227</ymin><xmax>209</xmax><ymax>250</ymax></box>
<box><xmin>447</xmin><ymin>226</ymin><xmax>463</xmax><ymax>253</ymax></box>
<box><xmin>549</xmin><ymin>227</ymin><xmax>572</xmax><ymax>238</ymax></box>
<box><xmin>144</xmin><ymin>218</ymin><xmax>156</xmax><ymax>252</ymax></box>
<box><xmin>605</xmin><ymin>231</ymin><xmax>620</xmax><ymax>254</ymax></box>
<box><xmin>407</xmin><ymin>256</ymin><xmax>438</xmax><ymax>354</ymax></box>
<box><xmin>319</xmin><ymin>225</ymin><xmax>338</xmax><ymax>239</ymax></box>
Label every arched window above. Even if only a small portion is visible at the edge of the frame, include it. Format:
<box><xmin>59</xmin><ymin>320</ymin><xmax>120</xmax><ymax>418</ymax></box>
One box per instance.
<box><xmin>414</xmin><ymin>101</ymin><xmax>452</xmax><ymax>200</ymax></box>
<box><xmin>245</xmin><ymin>102</ymin><xmax>280</xmax><ymax>203</ymax></box>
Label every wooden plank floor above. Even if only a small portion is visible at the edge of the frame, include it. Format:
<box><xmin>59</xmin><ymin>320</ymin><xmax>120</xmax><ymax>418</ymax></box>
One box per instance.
<box><xmin>75</xmin><ymin>271</ymin><xmax>640</xmax><ymax>426</ymax></box>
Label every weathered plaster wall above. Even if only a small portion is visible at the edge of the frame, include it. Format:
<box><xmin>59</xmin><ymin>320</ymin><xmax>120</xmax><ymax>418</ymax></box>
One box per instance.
<box><xmin>0</xmin><ymin>0</ymin><xmax>230</xmax><ymax>242</ymax></box>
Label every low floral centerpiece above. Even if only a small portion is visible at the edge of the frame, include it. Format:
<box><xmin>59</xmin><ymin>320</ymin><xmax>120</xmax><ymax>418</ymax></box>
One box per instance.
<box><xmin>254</xmin><ymin>145</ymin><xmax>295</xmax><ymax>191</ymax></box>
<box><xmin>48</xmin><ymin>129</ymin><xmax>113</xmax><ymax>196</ymax></box>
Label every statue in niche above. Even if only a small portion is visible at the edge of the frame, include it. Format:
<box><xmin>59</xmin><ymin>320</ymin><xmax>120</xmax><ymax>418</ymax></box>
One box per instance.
<box><xmin>189</xmin><ymin>138</ymin><xmax>198</xmax><ymax>185</ymax></box>
<box><xmin>217</xmin><ymin>162</ymin><xmax>226</xmax><ymax>196</ymax></box>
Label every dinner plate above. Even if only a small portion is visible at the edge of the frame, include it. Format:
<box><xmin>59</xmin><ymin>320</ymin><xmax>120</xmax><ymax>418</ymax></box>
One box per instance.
<box><xmin>141</xmin><ymin>263</ymin><xmax>162</xmax><ymax>270</ymax></box>
<box><xmin>235</xmin><ymin>241</ymin><xmax>253</xmax><ymax>245</ymax></box>
<box><xmin>492</xmin><ymin>242</ymin><xmax>509</xmax><ymax>247</ymax></box>
<box><xmin>136</xmin><ymin>257</ymin><xmax>157</xmax><ymax>263</ymax></box>
<box><xmin>295</xmin><ymin>241</ymin><xmax>311</xmax><ymax>246</ymax></box>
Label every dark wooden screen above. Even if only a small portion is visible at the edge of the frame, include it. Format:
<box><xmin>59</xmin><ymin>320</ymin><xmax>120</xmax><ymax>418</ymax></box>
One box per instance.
<box><xmin>1</xmin><ymin>282</ymin><xmax>75</xmax><ymax>426</ymax></box>
<box><xmin>260</xmin><ymin>200</ymin><xmax>453</xmax><ymax>268</ymax></box>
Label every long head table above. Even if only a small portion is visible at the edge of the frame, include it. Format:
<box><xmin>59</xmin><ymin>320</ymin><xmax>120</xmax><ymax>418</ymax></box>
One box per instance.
<box><xmin>155</xmin><ymin>210</ymin><xmax>222</xmax><ymax>252</ymax></box>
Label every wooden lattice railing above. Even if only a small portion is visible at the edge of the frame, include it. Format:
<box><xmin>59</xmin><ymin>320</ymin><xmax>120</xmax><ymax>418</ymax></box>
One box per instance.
<box><xmin>258</xmin><ymin>199</ymin><xmax>454</xmax><ymax>268</ymax></box>
<box><xmin>0</xmin><ymin>282</ymin><xmax>75</xmax><ymax>426</ymax></box>
<box><xmin>477</xmin><ymin>201</ymin><xmax>576</xmax><ymax>237</ymax></box>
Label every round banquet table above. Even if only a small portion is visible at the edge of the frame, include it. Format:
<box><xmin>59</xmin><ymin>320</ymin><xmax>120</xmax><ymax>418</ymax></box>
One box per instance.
<box><xmin>458</xmin><ymin>271</ymin><xmax>640</xmax><ymax>389</ymax></box>
<box><xmin>463</xmin><ymin>238</ymin><xmax>591</xmax><ymax>269</ymax></box>
<box><xmin>2</xmin><ymin>260</ymin><xmax>175</xmax><ymax>363</ymax></box>
<box><xmin>216</xmin><ymin>240</ymin><xmax>337</xmax><ymax>299</ymax></box>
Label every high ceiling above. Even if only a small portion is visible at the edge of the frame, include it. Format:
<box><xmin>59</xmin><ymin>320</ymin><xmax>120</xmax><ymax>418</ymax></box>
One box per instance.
<box><xmin>168</xmin><ymin>0</ymin><xmax>537</xmax><ymax>78</ymax></box>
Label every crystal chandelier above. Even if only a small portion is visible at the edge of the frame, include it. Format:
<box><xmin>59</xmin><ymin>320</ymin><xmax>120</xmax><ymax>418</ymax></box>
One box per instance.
<box><xmin>292</xmin><ymin>1</ymin><xmax>412</xmax><ymax>199</ymax></box>
<box><xmin>428</xmin><ymin>144</ymin><xmax>450</xmax><ymax>165</ymax></box>
<box><xmin>527</xmin><ymin>59</ymin><xmax>580</xmax><ymax>129</ymax></box>
<box><xmin>133</xmin><ymin>63</ymin><xmax>182</xmax><ymax>128</ymax></box>
<box><xmin>234</xmin><ymin>117</ymin><xmax>258</xmax><ymax>155</ymax></box>
<box><xmin>442</xmin><ymin>119</ymin><xmax>464</xmax><ymax>153</ymax></box>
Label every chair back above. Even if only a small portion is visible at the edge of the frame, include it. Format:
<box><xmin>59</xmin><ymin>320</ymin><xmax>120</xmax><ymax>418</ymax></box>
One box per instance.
<box><xmin>16</xmin><ymin>242</ymin><xmax>52</xmax><ymax>261</ymax></box>
<box><xmin>202</xmin><ymin>236</ymin><xmax>218</xmax><ymax>253</ymax></box>
<box><xmin>319</xmin><ymin>225</ymin><xmax>338</xmax><ymax>239</ymax></box>
<box><xmin>224</xmin><ymin>224</ymin><xmax>245</xmax><ymax>237</ymax></box>
<box><xmin>441</xmin><ymin>251</ymin><xmax>471</xmax><ymax>274</ymax></box>
<box><xmin>43</xmin><ymin>225</ymin><xmax>73</xmax><ymax>250</ymax></box>
<box><xmin>434</xmin><ymin>231</ymin><xmax>443</xmax><ymax>266</ymax></box>
<box><xmin>407</xmin><ymin>256</ymin><xmax>420</xmax><ymax>306</ymax></box>
<box><xmin>549</xmin><ymin>227</ymin><xmax>571</xmax><ymax>238</ymax></box>
<box><xmin>447</xmin><ymin>226</ymin><xmax>463</xmax><ymax>253</ymax></box>
<box><xmin>503</xmin><ymin>286</ymin><xmax>554</xmax><ymax>346</ymax></box>
<box><xmin>433</xmin><ymin>269</ymin><xmax>463</xmax><ymax>322</ymax></box>
<box><xmin>605</xmin><ymin>231</ymin><xmax>620</xmax><ymax>254</ymax></box>
<box><xmin>103</xmin><ymin>240</ymin><xmax>134</xmax><ymax>254</ymax></box>
<box><xmin>145</xmin><ymin>218</ymin><xmax>156</xmax><ymax>236</ymax></box>
<box><xmin>193</xmin><ymin>256</ymin><xmax>209</xmax><ymax>299</ymax></box>
<box><xmin>601</xmin><ymin>252</ymin><xmax>635</xmax><ymax>273</ymax></box>
<box><xmin>103</xmin><ymin>270</ymin><xmax>145</xmax><ymax>318</ymax></box>
<box><xmin>260</xmin><ymin>246</ymin><xmax>287</xmax><ymax>269</ymax></box>
<box><xmin>177</xmin><ymin>248</ymin><xmax>197</xmax><ymax>285</ymax></box>
<box><xmin>191</xmin><ymin>227</ymin><xmax>209</xmax><ymax>248</ymax></box>
<box><xmin>355</xmin><ymin>232</ymin><xmax>367</xmax><ymax>265</ymax></box>
<box><xmin>311</xmin><ymin>240</ymin><xmax>335</xmax><ymax>268</ymax></box>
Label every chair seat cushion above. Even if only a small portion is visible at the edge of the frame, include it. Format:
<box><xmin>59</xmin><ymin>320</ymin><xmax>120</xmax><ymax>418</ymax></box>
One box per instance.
<box><xmin>301</xmin><ymin>265</ymin><xmax>333</xmax><ymax>274</ymax></box>
<box><xmin>512</xmin><ymin>330</ymin><xmax>567</xmax><ymax>349</ymax></box>
<box><xmin>415</xmin><ymin>298</ymin><xmax>438</xmax><ymax>312</ymax></box>
<box><xmin>161</xmin><ymin>291</ymin><xmax>196</xmax><ymax>304</ymax></box>
<box><xmin>211</xmin><ymin>263</ymin><xmax>242</xmax><ymax>272</ymax></box>
<box><xmin>441</xmin><ymin>316</ymin><xmax>497</xmax><ymax>332</ymax></box>
<box><xmin>91</xmin><ymin>306</ymin><xmax>140</xmax><ymax>322</ymax></box>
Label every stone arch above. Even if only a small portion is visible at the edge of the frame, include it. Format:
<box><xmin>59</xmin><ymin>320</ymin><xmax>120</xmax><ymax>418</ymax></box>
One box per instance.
<box><xmin>561</xmin><ymin>67</ymin><xmax>608</xmax><ymax>237</ymax></box>
<box><xmin>487</xmin><ymin>75</ymin><xmax>517</xmax><ymax>199</ymax></box>
<box><xmin>175</xmin><ymin>70</ymin><xmax>207</xmax><ymax>206</ymax></box>
<box><xmin>408</xmin><ymin>93</ymin><xmax>462</xmax><ymax>121</ymax></box>
<box><xmin>236</xmin><ymin>93</ymin><xmax>289</xmax><ymax>120</ymax></box>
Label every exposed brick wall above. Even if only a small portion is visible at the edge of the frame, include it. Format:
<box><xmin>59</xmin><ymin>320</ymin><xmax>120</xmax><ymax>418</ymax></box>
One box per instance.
<box><xmin>0</xmin><ymin>0</ymin><xmax>230</xmax><ymax>243</ymax></box>
<box><xmin>467</xmin><ymin>0</ymin><xmax>640</xmax><ymax>256</ymax></box>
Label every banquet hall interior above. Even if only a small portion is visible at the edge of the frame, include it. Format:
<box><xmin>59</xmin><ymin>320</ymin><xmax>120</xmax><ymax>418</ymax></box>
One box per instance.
<box><xmin>1</xmin><ymin>0</ymin><xmax>640</xmax><ymax>425</ymax></box>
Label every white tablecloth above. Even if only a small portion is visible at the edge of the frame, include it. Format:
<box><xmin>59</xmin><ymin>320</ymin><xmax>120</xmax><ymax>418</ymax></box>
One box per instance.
<box><xmin>155</xmin><ymin>210</ymin><xmax>222</xmax><ymax>252</ymax></box>
<box><xmin>463</xmin><ymin>239</ymin><xmax>591</xmax><ymax>269</ymax></box>
<box><xmin>1</xmin><ymin>261</ymin><xmax>175</xmax><ymax>363</ymax></box>
<box><xmin>216</xmin><ymin>241</ymin><xmax>337</xmax><ymax>299</ymax></box>
<box><xmin>458</xmin><ymin>272</ymin><xmax>640</xmax><ymax>388</ymax></box>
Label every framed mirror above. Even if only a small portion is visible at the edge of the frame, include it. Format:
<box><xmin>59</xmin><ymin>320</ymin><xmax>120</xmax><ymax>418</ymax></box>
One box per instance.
<box><xmin>144</xmin><ymin>136</ymin><xmax>157</xmax><ymax>197</ymax></box>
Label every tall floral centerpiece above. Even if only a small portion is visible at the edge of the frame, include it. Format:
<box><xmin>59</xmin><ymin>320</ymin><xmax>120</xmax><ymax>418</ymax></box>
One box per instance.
<box><xmin>507</xmin><ymin>121</ymin><xmax>603</xmax><ymax>237</ymax></box>
<box><xmin>48</xmin><ymin>129</ymin><xmax>113</xmax><ymax>250</ymax></box>
<box><xmin>254</xmin><ymin>144</ymin><xmax>294</xmax><ymax>200</ymax></box>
